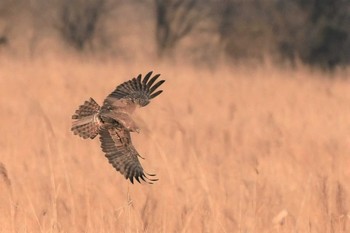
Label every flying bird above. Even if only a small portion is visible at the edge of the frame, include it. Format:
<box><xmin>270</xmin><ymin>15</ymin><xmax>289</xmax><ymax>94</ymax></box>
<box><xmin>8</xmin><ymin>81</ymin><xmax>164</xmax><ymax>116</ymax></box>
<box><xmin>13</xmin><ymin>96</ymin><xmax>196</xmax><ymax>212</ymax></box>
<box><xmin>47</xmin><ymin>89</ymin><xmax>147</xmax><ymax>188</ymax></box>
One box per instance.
<box><xmin>71</xmin><ymin>71</ymin><xmax>165</xmax><ymax>184</ymax></box>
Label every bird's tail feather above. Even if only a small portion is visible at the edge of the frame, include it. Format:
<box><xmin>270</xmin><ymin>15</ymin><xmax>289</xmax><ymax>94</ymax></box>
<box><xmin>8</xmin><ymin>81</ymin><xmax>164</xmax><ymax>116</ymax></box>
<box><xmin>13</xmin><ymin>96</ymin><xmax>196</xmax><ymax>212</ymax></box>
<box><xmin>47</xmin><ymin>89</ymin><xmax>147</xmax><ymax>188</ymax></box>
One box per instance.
<box><xmin>71</xmin><ymin>98</ymin><xmax>101</xmax><ymax>139</ymax></box>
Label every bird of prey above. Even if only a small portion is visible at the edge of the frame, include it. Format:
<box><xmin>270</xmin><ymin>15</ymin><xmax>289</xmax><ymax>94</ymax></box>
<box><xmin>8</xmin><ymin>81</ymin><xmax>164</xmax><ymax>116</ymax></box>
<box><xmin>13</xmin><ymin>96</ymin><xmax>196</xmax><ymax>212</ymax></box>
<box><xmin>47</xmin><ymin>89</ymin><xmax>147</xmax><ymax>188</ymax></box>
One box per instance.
<box><xmin>71</xmin><ymin>71</ymin><xmax>165</xmax><ymax>184</ymax></box>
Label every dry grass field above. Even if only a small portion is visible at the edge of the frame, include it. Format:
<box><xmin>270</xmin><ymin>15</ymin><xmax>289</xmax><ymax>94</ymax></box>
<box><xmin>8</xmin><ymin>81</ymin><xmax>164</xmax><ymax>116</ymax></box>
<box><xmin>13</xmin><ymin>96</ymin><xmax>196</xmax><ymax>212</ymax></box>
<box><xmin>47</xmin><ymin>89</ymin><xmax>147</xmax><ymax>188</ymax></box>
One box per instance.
<box><xmin>0</xmin><ymin>55</ymin><xmax>350</xmax><ymax>233</ymax></box>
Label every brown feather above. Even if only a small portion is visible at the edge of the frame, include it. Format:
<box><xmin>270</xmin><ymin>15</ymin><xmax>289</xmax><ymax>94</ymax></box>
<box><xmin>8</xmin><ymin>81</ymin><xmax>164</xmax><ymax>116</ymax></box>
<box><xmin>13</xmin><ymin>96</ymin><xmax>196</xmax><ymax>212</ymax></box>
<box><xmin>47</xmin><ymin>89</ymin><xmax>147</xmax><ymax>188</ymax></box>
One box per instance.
<box><xmin>71</xmin><ymin>72</ymin><xmax>163</xmax><ymax>184</ymax></box>
<box><xmin>71</xmin><ymin>98</ymin><xmax>101</xmax><ymax>139</ymax></box>
<box><xmin>99</xmin><ymin>127</ymin><xmax>157</xmax><ymax>184</ymax></box>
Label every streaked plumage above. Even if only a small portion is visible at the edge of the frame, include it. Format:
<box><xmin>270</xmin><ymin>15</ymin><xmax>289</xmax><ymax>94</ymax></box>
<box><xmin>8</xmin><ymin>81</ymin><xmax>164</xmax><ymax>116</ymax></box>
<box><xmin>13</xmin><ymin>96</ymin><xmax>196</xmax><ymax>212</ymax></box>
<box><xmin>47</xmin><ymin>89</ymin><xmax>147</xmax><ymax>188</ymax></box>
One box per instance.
<box><xmin>71</xmin><ymin>71</ymin><xmax>165</xmax><ymax>184</ymax></box>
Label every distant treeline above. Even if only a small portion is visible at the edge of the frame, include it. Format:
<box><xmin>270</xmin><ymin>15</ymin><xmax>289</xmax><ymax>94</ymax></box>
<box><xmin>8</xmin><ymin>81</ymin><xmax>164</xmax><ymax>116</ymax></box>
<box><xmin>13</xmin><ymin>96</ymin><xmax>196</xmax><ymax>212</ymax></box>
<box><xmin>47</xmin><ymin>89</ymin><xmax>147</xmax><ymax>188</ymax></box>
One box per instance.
<box><xmin>0</xmin><ymin>0</ymin><xmax>349</xmax><ymax>69</ymax></box>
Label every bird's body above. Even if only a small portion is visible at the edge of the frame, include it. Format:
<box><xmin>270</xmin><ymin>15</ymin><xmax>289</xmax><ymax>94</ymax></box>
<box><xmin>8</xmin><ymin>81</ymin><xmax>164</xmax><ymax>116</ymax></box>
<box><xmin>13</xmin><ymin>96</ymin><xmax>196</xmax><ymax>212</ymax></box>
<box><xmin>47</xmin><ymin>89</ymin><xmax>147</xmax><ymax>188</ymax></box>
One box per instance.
<box><xmin>71</xmin><ymin>71</ymin><xmax>165</xmax><ymax>184</ymax></box>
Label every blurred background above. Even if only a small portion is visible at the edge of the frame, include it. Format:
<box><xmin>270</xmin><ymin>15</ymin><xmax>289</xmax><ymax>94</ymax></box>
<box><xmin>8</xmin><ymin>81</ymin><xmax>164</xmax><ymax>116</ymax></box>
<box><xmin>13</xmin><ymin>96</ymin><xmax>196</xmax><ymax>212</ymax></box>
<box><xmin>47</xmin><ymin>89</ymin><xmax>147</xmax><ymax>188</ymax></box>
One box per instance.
<box><xmin>0</xmin><ymin>0</ymin><xmax>349</xmax><ymax>69</ymax></box>
<box><xmin>0</xmin><ymin>1</ymin><xmax>350</xmax><ymax>233</ymax></box>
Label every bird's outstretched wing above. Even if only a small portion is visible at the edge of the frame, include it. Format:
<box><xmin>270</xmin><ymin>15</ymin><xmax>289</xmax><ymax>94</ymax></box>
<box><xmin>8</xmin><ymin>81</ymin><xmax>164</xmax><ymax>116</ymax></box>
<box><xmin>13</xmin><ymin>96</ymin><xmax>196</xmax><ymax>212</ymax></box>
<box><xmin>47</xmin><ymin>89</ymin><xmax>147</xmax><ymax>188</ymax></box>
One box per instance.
<box><xmin>99</xmin><ymin>127</ymin><xmax>158</xmax><ymax>184</ymax></box>
<box><xmin>103</xmin><ymin>71</ymin><xmax>165</xmax><ymax>110</ymax></box>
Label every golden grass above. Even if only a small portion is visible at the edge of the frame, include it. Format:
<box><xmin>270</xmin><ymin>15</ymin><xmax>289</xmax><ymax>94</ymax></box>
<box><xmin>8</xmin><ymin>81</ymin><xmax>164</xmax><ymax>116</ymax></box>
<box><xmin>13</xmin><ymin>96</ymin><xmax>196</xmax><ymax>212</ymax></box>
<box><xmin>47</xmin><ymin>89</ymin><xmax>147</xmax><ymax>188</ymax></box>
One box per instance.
<box><xmin>0</xmin><ymin>55</ymin><xmax>350</xmax><ymax>232</ymax></box>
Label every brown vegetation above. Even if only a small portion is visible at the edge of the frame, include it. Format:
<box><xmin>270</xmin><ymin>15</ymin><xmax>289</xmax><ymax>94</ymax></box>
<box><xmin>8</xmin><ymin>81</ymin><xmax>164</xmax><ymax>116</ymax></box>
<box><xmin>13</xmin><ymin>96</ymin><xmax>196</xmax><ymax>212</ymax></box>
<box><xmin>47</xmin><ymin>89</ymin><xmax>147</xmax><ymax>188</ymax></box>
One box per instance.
<box><xmin>0</xmin><ymin>55</ymin><xmax>349</xmax><ymax>232</ymax></box>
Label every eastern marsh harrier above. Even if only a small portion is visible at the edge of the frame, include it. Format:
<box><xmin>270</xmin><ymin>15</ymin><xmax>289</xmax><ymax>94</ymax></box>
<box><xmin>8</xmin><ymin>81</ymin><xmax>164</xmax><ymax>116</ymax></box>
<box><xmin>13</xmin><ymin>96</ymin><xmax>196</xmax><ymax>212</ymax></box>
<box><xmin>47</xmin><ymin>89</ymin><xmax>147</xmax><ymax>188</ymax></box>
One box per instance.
<box><xmin>71</xmin><ymin>71</ymin><xmax>165</xmax><ymax>184</ymax></box>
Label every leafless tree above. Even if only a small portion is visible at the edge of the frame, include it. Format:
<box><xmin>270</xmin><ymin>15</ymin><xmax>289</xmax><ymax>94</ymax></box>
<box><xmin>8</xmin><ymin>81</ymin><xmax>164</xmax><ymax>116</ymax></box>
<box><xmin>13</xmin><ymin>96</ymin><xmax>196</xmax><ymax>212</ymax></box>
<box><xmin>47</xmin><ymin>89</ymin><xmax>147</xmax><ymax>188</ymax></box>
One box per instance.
<box><xmin>296</xmin><ymin>0</ymin><xmax>350</xmax><ymax>69</ymax></box>
<box><xmin>154</xmin><ymin>0</ymin><xmax>203</xmax><ymax>57</ymax></box>
<box><xmin>0</xmin><ymin>0</ymin><xmax>18</xmax><ymax>48</ymax></box>
<box><xmin>57</xmin><ymin>0</ymin><xmax>107</xmax><ymax>50</ymax></box>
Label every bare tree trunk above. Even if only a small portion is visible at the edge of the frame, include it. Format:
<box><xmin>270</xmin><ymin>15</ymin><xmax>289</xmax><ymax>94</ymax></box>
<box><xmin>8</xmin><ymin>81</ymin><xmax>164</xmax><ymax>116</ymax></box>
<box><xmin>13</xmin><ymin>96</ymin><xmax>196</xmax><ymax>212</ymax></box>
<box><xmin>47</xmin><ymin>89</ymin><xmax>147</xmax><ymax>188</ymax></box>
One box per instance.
<box><xmin>58</xmin><ymin>0</ymin><xmax>107</xmax><ymax>51</ymax></box>
<box><xmin>154</xmin><ymin>0</ymin><xmax>201</xmax><ymax>58</ymax></box>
